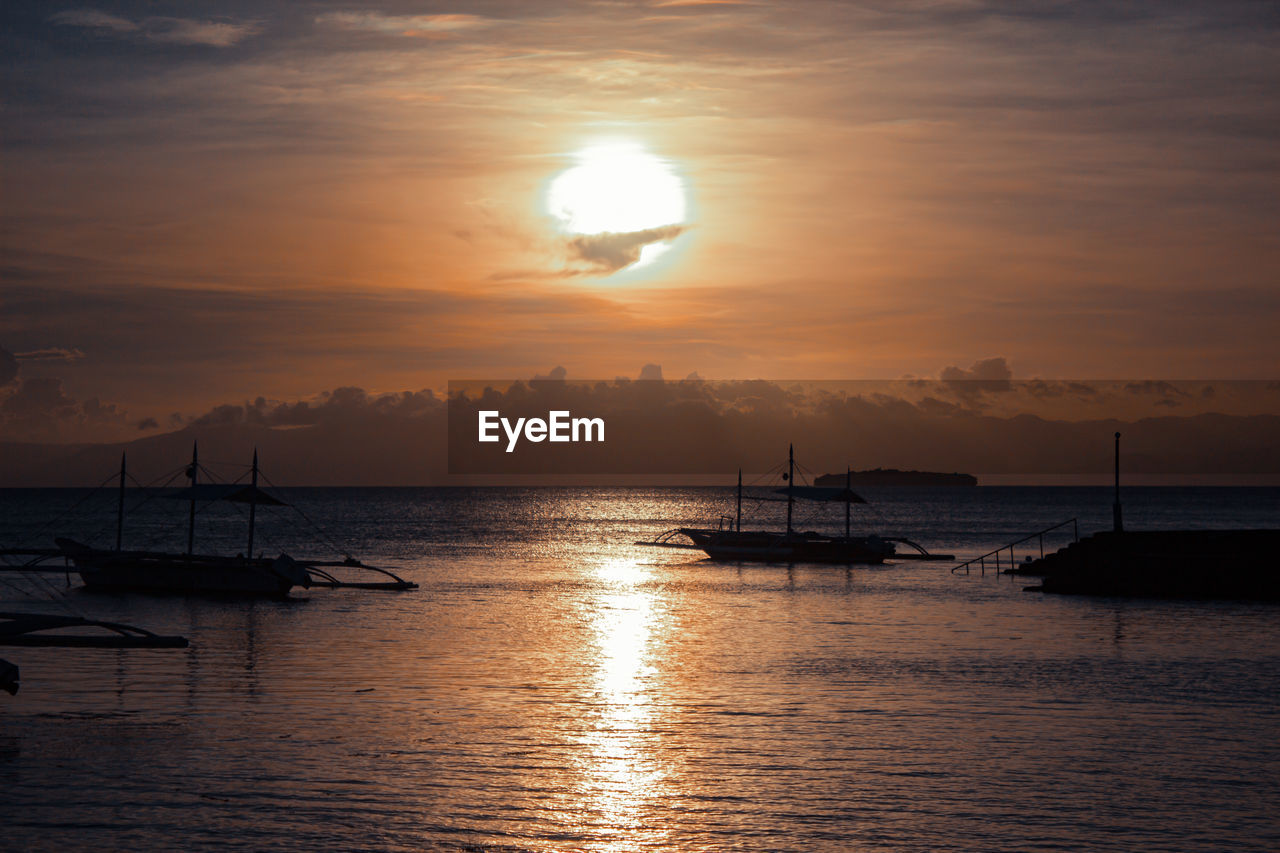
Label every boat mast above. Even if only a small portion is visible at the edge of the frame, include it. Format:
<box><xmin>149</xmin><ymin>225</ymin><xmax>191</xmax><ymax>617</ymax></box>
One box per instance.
<box><xmin>116</xmin><ymin>452</ymin><xmax>126</xmax><ymax>552</ymax></box>
<box><xmin>786</xmin><ymin>444</ymin><xmax>794</xmax><ymax>535</ymax></box>
<box><xmin>186</xmin><ymin>441</ymin><xmax>198</xmax><ymax>556</ymax></box>
<box><xmin>246</xmin><ymin>449</ymin><xmax>258</xmax><ymax>560</ymax></box>
<box><xmin>736</xmin><ymin>468</ymin><xmax>742</xmax><ymax>532</ymax></box>
<box><xmin>845</xmin><ymin>465</ymin><xmax>851</xmax><ymax>540</ymax></box>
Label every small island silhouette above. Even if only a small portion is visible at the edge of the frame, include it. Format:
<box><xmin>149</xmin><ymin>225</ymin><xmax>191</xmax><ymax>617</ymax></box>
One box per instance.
<box><xmin>813</xmin><ymin>468</ymin><xmax>978</xmax><ymax>487</ymax></box>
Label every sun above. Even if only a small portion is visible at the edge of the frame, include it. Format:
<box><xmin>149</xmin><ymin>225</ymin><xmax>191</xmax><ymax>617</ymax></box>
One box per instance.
<box><xmin>546</xmin><ymin>141</ymin><xmax>688</xmax><ymax>269</ymax></box>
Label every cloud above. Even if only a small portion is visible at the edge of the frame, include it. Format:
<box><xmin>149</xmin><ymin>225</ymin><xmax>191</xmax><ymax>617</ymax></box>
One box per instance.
<box><xmin>146</xmin><ymin>18</ymin><xmax>260</xmax><ymax>47</ymax></box>
<box><xmin>0</xmin><ymin>376</ymin><xmax>129</xmax><ymax>441</ymax></box>
<box><xmin>652</xmin><ymin>0</ymin><xmax>757</xmax><ymax>6</ymax></box>
<box><xmin>137</xmin><ymin>416</ymin><xmax>159</xmax><ymax>430</ymax></box>
<box><xmin>15</xmin><ymin>347</ymin><xmax>85</xmax><ymax>362</ymax></box>
<box><xmin>0</xmin><ymin>348</ymin><xmax>17</xmax><ymax>387</ymax></box>
<box><xmin>4</xmin><ymin>377</ymin><xmax>78</xmax><ymax>419</ymax></box>
<box><xmin>0</xmin><ymin>346</ymin><xmax>129</xmax><ymax>441</ymax></box>
<box><xmin>183</xmin><ymin>387</ymin><xmax>442</xmax><ymax>430</ymax></box>
<box><xmin>49</xmin><ymin>8</ymin><xmax>259</xmax><ymax>47</ymax></box>
<box><xmin>533</xmin><ymin>365</ymin><xmax>568</xmax><ymax>381</ymax></box>
<box><xmin>568</xmin><ymin>225</ymin><xmax>687</xmax><ymax>273</ymax></box>
<box><xmin>940</xmin><ymin>357</ymin><xmax>1014</xmax><ymax>389</ymax></box>
<box><xmin>1124</xmin><ymin>380</ymin><xmax>1189</xmax><ymax>398</ymax></box>
<box><xmin>639</xmin><ymin>364</ymin><xmax>664</xmax><ymax>381</ymax></box>
<box><xmin>316</xmin><ymin>11</ymin><xmax>494</xmax><ymax>38</ymax></box>
<box><xmin>48</xmin><ymin>9</ymin><xmax>136</xmax><ymax>32</ymax></box>
<box><xmin>1025</xmin><ymin>380</ymin><xmax>1100</xmax><ymax>400</ymax></box>
<box><xmin>939</xmin><ymin>358</ymin><xmax>1014</xmax><ymax>408</ymax></box>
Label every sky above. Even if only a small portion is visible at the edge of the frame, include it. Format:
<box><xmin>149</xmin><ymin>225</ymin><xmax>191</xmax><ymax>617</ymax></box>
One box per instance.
<box><xmin>2</xmin><ymin>1</ymin><xmax>1279</xmax><ymax>445</ymax></box>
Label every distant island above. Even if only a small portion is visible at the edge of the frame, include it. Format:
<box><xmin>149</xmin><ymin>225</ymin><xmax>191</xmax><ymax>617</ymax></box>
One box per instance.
<box><xmin>813</xmin><ymin>468</ymin><xmax>978</xmax><ymax>487</ymax></box>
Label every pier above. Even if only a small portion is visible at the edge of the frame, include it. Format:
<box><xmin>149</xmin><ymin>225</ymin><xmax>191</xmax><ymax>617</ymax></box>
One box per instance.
<box><xmin>1013</xmin><ymin>529</ymin><xmax>1280</xmax><ymax>600</ymax></box>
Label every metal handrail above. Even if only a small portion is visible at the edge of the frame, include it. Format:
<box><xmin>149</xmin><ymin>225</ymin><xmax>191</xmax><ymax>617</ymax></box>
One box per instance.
<box><xmin>952</xmin><ymin>518</ymin><xmax>1078</xmax><ymax>575</ymax></box>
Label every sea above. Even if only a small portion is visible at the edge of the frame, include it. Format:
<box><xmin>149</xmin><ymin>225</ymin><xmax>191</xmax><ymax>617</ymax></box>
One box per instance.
<box><xmin>1</xmin><ymin>486</ymin><xmax>1278</xmax><ymax>852</ymax></box>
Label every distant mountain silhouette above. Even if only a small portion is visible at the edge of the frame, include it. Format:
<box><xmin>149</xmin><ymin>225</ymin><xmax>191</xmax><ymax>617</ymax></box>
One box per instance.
<box><xmin>3</xmin><ymin>386</ymin><xmax>1279</xmax><ymax>486</ymax></box>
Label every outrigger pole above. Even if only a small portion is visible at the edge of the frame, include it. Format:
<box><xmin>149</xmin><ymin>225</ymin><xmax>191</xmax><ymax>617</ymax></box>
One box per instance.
<box><xmin>786</xmin><ymin>443</ymin><xmax>795</xmax><ymax>535</ymax></box>
<box><xmin>186</xmin><ymin>441</ymin><xmax>198</xmax><ymax>557</ymax></box>
<box><xmin>737</xmin><ymin>468</ymin><xmax>743</xmax><ymax>532</ymax></box>
<box><xmin>116</xmin><ymin>452</ymin><xmax>127</xmax><ymax>552</ymax></box>
<box><xmin>247</xmin><ymin>449</ymin><xmax>258</xmax><ymax>560</ymax></box>
<box><xmin>845</xmin><ymin>466</ymin><xmax>851</xmax><ymax>539</ymax></box>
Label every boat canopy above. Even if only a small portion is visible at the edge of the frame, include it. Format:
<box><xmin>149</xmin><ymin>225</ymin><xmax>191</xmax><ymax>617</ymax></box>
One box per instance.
<box><xmin>163</xmin><ymin>484</ymin><xmax>289</xmax><ymax>506</ymax></box>
<box><xmin>773</xmin><ymin>486</ymin><xmax>867</xmax><ymax>504</ymax></box>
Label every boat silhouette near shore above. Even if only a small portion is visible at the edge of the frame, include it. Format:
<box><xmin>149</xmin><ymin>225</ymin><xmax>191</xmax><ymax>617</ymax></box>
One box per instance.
<box><xmin>1</xmin><ymin>443</ymin><xmax>417</xmax><ymax>597</ymax></box>
<box><xmin>639</xmin><ymin>445</ymin><xmax>953</xmax><ymax>564</ymax></box>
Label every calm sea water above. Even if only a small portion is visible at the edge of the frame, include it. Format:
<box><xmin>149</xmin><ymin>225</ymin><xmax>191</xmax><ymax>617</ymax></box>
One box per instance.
<box><xmin>1</xmin><ymin>486</ymin><xmax>1279</xmax><ymax>852</ymax></box>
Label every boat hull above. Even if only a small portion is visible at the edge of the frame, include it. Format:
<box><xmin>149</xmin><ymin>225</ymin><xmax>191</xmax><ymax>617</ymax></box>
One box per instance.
<box><xmin>56</xmin><ymin>540</ymin><xmax>305</xmax><ymax>596</ymax></box>
<box><xmin>680</xmin><ymin>528</ymin><xmax>895</xmax><ymax>564</ymax></box>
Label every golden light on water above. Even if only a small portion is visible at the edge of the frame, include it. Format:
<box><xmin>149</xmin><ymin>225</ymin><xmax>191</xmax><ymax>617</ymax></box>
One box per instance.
<box><xmin>578</xmin><ymin>557</ymin><xmax>668</xmax><ymax>848</ymax></box>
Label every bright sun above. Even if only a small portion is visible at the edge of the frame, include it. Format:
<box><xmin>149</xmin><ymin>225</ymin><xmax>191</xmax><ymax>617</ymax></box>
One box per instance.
<box><xmin>546</xmin><ymin>141</ymin><xmax>688</xmax><ymax>269</ymax></box>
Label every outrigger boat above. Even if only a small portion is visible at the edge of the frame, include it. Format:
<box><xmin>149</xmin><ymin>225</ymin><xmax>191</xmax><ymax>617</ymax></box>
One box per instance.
<box><xmin>640</xmin><ymin>445</ymin><xmax>952</xmax><ymax>564</ymax></box>
<box><xmin>0</xmin><ymin>443</ymin><xmax>417</xmax><ymax>597</ymax></box>
<box><xmin>0</xmin><ymin>612</ymin><xmax>188</xmax><ymax>696</ymax></box>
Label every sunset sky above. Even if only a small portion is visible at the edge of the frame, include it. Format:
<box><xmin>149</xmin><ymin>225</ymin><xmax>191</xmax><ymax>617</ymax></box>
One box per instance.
<box><xmin>3</xmin><ymin>1</ymin><xmax>1279</xmax><ymax>442</ymax></box>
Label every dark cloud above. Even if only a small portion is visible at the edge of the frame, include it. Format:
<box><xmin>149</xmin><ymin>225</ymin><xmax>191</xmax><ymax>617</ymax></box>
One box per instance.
<box><xmin>0</xmin><ymin>348</ymin><xmax>17</xmax><ymax>387</ymax></box>
<box><xmin>49</xmin><ymin>8</ymin><xmax>261</xmax><ymax>47</ymax></box>
<box><xmin>185</xmin><ymin>387</ymin><xmax>442</xmax><ymax>430</ymax></box>
<box><xmin>1025</xmin><ymin>380</ymin><xmax>1100</xmax><ymax>400</ymax></box>
<box><xmin>0</xmin><ymin>377</ymin><xmax>76</xmax><ymax>419</ymax></box>
<box><xmin>568</xmin><ymin>226</ymin><xmax>687</xmax><ymax>273</ymax></box>
<box><xmin>533</xmin><ymin>366</ymin><xmax>568</xmax><ymax>382</ymax></box>
<box><xmin>940</xmin><ymin>357</ymin><xmax>1013</xmax><ymax>389</ymax></box>
<box><xmin>938</xmin><ymin>357</ymin><xmax>1014</xmax><ymax>409</ymax></box>
<box><xmin>137</xmin><ymin>416</ymin><xmax>159</xmax><ymax>430</ymax></box>
<box><xmin>0</xmin><ymin>376</ymin><xmax>129</xmax><ymax>441</ymax></box>
<box><xmin>1125</xmin><ymin>380</ymin><xmax>1190</xmax><ymax>397</ymax></box>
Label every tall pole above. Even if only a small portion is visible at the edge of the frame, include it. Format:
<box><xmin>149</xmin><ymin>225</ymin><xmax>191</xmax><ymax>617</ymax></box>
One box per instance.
<box><xmin>247</xmin><ymin>449</ymin><xmax>258</xmax><ymax>560</ymax></box>
<box><xmin>736</xmin><ymin>468</ymin><xmax>742</xmax><ymax>532</ymax></box>
<box><xmin>187</xmin><ymin>441</ymin><xmax>198</xmax><ymax>556</ymax></box>
<box><xmin>1113</xmin><ymin>431</ymin><xmax>1123</xmax><ymax>533</ymax></box>
<box><xmin>845</xmin><ymin>466</ymin><xmax>851</xmax><ymax>540</ymax></box>
<box><xmin>116</xmin><ymin>452</ymin><xmax>126</xmax><ymax>552</ymax></box>
<box><xmin>786</xmin><ymin>444</ymin><xmax>794</xmax><ymax>536</ymax></box>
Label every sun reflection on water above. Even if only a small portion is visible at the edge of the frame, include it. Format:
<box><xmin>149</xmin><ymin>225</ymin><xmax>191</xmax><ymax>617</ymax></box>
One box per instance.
<box><xmin>577</xmin><ymin>557</ymin><xmax>669</xmax><ymax>849</ymax></box>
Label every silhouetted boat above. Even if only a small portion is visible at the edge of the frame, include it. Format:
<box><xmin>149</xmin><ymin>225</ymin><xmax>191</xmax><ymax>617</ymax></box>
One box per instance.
<box><xmin>53</xmin><ymin>537</ymin><xmax>311</xmax><ymax>596</ymax></box>
<box><xmin>678</xmin><ymin>525</ymin><xmax>896</xmax><ymax>563</ymax></box>
<box><xmin>0</xmin><ymin>611</ymin><xmax>188</xmax><ymax>696</ymax></box>
<box><xmin>813</xmin><ymin>468</ymin><xmax>977</xmax><ymax>487</ymax></box>
<box><xmin>0</xmin><ymin>443</ymin><xmax>417</xmax><ymax>597</ymax></box>
<box><xmin>641</xmin><ymin>446</ymin><xmax>950</xmax><ymax>564</ymax></box>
